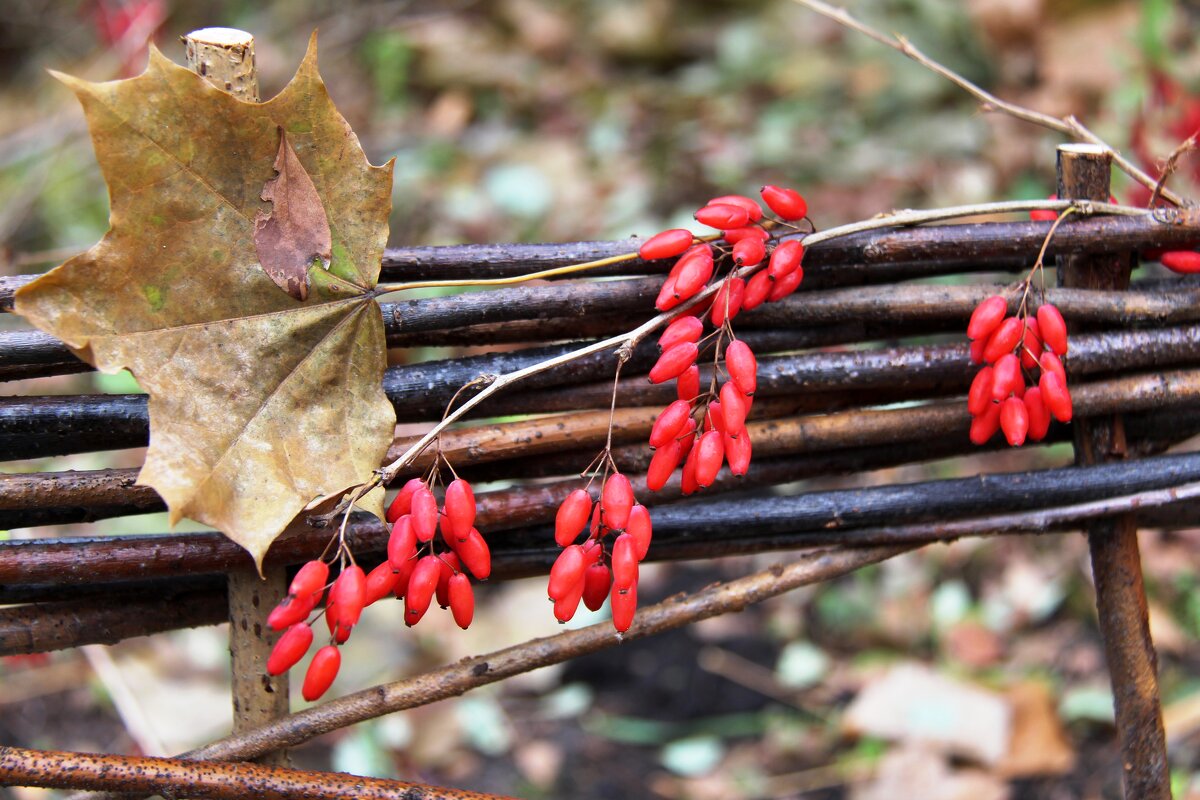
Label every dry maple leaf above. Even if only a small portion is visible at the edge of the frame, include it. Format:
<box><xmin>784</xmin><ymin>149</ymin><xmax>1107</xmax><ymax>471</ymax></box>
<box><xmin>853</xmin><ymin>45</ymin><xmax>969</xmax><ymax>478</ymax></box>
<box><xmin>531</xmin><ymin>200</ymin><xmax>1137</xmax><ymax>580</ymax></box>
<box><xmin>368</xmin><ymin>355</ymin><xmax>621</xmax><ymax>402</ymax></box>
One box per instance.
<box><xmin>15</xmin><ymin>35</ymin><xmax>395</xmax><ymax>569</ymax></box>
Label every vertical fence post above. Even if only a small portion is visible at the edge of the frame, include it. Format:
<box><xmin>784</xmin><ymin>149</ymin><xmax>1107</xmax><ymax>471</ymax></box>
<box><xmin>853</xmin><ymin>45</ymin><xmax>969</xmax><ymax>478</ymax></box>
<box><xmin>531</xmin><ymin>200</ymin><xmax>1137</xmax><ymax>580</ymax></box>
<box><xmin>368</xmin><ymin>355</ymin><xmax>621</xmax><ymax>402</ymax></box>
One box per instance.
<box><xmin>183</xmin><ymin>27</ymin><xmax>291</xmax><ymax>766</ymax></box>
<box><xmin>1056</xmin><ymin>143</ymin><xmax>1170</xmax><ymax>798</ymax></box>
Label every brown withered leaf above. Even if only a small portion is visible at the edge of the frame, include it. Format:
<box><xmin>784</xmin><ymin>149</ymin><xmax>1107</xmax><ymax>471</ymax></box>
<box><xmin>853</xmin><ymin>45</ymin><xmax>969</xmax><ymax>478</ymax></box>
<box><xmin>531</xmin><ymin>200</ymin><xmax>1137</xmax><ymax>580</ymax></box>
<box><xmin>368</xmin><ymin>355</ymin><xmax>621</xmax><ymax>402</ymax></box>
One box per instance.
<box><xmin>15</xmin><ymin>35</ymin><xmax>395</xmax><ymax>569</ymax></box>
<box><xmin>255</xmin><ymin>130</ymin><xmax>332</xmax><ymax>301</ymax></box>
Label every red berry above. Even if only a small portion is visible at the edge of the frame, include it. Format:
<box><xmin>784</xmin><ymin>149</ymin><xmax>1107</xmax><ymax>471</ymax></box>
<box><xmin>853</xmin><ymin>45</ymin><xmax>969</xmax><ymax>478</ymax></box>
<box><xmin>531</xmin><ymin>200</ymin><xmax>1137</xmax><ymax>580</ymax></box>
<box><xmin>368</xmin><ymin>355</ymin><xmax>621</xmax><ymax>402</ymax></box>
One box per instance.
<box><xmin>555</xmin><ymin>489</ymin><xmax>593</xmax><ymax>547</ymax></box>
<box><xmin>647</xmin><ymin>438</ymin><xmax>684</xmax><ymax>492</ymax></box>
<box><xmin>681</xmin><ymin>445</ymin><xmax>700</xmax><ymax>495</ymax></box>
<box><xmin>969</xmin><ymin>401</ymin><xmax>1002</xmax><ymax>445</ymax></box>
<box><xmin>760</xmin><ymin>185</ymin><xmax>808</xmax><ymax>220</ymax></box>
<box><xmin>1162</xmin><ymin>250</ymin><xmax>1200</xmax><ymax>273</ymax></box>
<box><xmin>1024</xmin><ymin>387</ymin><xmax>1051</xmax><ymax>441</ymax></box>
<box><xmin>611</xmin><ymin>580</ymin><xmax>638</xmax><ymax>633</ymax></box>
<box><xmin>549</xmin><ymin>545</ymin><xmax>587</xmax><ymax>601</ymax></box>
<box><xmin>392</xmin><ymin>554</ymin><xmax>418</xmax><ymax>600</ymax></box>
<box><xmin>766</xmin><ymin>240</ymin><xmax>804</xmax><ymax>281</ymax></box>
<box><xmin>385</xmin><ymin>477</ymin><xmax>425</xmax><ymax>523</ymax></box>
<box><xmin>767</xmin><ymin>266</ymin><xmax>803</xmax><ymax>302</ymax></box>
<box><xmin>724</xmin><ymin>429</ymin><xmax>752</xmax><ymax>476</ymax></box>
<box><xmin>725</xmin><ymin>340</ymin><xmax>757</xmax><ymax>395</ymax></box>
<box><xmin>582</xmin><ymin>563</ymin><xmax>612</xmax><ymax>612</ymax></box>
<box><xmin>1000</xmin><ymin>396</ymin><xmax>1029</xmax><ymax>446</ymax></box>
<box><xmin>695</xmin><ymin>203</ymin><xmax>750</xmax><ymax>230</ymax></box>
<box><xmin>267</xmin><ymin>593</ymin><xmax>315</xmax><ymax>632</ymax></box>
<box><xmin>1039</xmin><ymin>372</ymin><xmax>1073</xmax><ymax>423</ymax></box>
<box><xmin>448</xmin><ymin>573</ymin><xmax>474</xmax><ymax>629</ymax></box>
<box><xmin>404</xmin><ymin>555</ymin><xmax>441</xmax><ymax>626</ymax></box>
<box><xmin>719</xmin><ymin>382</ymin><xmax>748</xmax><ymax>435</ymax></box>
<box><xmin>364</xmin><ymin>561</ymin><xmax>399</xmax><ymax>605</ymax></box>
<box><xmin>456</xmin><ymin>528</ymin><xmax>492</xmax><ymax>581</ymax></box>
<box><xmin>967</xmin><ymin>296</ymin><xmax>1007</xmax><ymax>341</ymax></box>
<box><xmin>649</xmin><ymin>342</ymin><xmax>699</xmax><ymax>384</ymax></box>
<box><xmin>611</xmin><ymin>534</ymin><xmax>639</xmax><ymax>593</ymax></box>
<box><xmin>553</xmin><ymin>577</ymin><xmax>586</xmax><ymax>623</ymax></box>
<box><xmin>302</xmin><ymin>645</ymin><xmax>341</xmax><ymax>702</ymax></box>
<box><xmin>325</xmin><ymin>601</ymin><xmax>351</xmax><ymax>644</ymax></box>
<box><xmin>266</xmin><ymin>623</ymin><xmax>313</xmax><ymax>676</ymax></box>
<box><xmin>638</xmin><ymin>229</ymin><xmax>694</xmax><ymax>261</ymax></box>
<box><xmin>694</xmin><ymin>430</ymin><xmax>725</xmax><ymax>487</ymax></box>
<box><xmin>708</xmin><ymin>194</ymin><xmax>763</xmax><ymax>222</ymax></box>
<box><xmin>655</xmin><ymin>273</ymin><xmax>682</xmax><ymax>312</ymax></box>
<box><xmin>711</xmin><ymin>278</ymin><xmax>745</xmax><ymax>326</ymax></box>
<box><xmin>329</xmin><ymin>565</ymin><xmax>366</xmax><ymax>631</ymax></box>
<box><xmin>1036</xmin><ymin>304</ymin><xmax>1068</xmax><ymax>355</ymax></box>
<box><xmin>969</xmin><ymin>336</ymin><xmax>987</xmax><ymax>364</ymax></box>
<box><xmin>435</xmin><ymin>552</ymin><xmax>461</xmax><ymax>609</ymax></box>
<box><xmin>992</xmin><ymin>353</ymin><xmax>1021</xmax><ymax>401</ymax></box>
<box><xmin>732</xmin><ymin>237</ymin><xmax>765</xmax><ymax>267</ymax></box>
<box><xmin>968</xmin><ymin>367</ymin><xmax>994</xmax><ymax>416</ymax></box>
<box><xmin>589</xmin><ymin>502</ymin><xmax>603</xmax><ymax>539</ymax></box>
<box><xmin>981</xmin><ymin>316</ymin><xmax>1023</xmax><ymax>363</ymax></box>
<box><xmin>288</xmin><ymin>560</ymin><xmax>329</xmax><ymax>601</ymax></box>
<box><xmin>723</xmin><ymin>225</ymin><xmax>769</xmax><ymax>244</ymax></box>
<box><xmin>1039</xmin><ymin>351</ymin><xmax>1066</xmax><ymax>385</ymax></box>
<box><xmin>1021</xmin><ymin>317</ymin><xmax>1043</xmax><ymax>370</ymax></box>
<box><xmin>602</xmin><ymin>473</ymin><xmax>635</xmax><ymax>531</ymax></box>
<box><xmin>650</xmin><ymin>399</ymin><xmax>693</xmax><ymax>449</ymax></box>
<box><xmin>410</xmin><ymin>486</ymin><xmax>438</xmax><ymax>543</ymax></box>
<box><xmin>444</xmin><ymin>479</ymin><xmax>476</xmax><ymax>541</ymax></box>
<box><xmin>741</xmin><ymin>270</ymin><xmax>773</xmax><ymax>311</ymax></box>
<box><xmin>388</xmin><ymin>515</ymin><xmax>417</xmax><ymax>571</ymax></box>
<box><xmin>704</xmin><ymin>401</ymin><xmax>725</xmax><ymax>434</ymax></box>
<box><xmin>627</xmin><ymin>505</ymin><xmax>652</xmax><ymax>560</ymax></box>
<box><xmin>677</xmin><ymin>364</ymin><xmax>701</xmax><ymax>401</ymax></box>
<box><xmin>658</xmin><ymin>316</ymin><xmax>704</xmax><ymax>351</ymax></box>
<box><xmin>673</xmin><ymin>245</ymin><xmax>716</xmax><ymax>299</ymax></box>
<box><xmin>1030</xmin><ymin>194</ymin><xmax>1058</xmax><ymax>222</ymax></box>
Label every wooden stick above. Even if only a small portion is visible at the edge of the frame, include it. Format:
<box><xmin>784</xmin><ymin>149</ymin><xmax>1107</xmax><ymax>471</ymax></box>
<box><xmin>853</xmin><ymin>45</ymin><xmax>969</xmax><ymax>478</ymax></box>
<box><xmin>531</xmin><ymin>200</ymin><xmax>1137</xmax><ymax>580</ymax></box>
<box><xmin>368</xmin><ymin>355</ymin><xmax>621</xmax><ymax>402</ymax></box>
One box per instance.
<box><xmin>183</xmin><ymin>26</ymin><xmax>289</xmax><ymax>766</ymax></box>
<box><xmin>1057</xmin><ymin>143</ymin><xmax>1170</xmax><ymax>798</ymax></box>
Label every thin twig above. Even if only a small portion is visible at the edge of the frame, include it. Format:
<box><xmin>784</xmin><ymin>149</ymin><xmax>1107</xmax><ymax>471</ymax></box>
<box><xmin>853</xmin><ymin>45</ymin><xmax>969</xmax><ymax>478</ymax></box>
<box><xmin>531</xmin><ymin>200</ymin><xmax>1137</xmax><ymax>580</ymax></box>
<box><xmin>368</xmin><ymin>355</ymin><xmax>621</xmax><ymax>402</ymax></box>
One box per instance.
<box><xmin>791</xmin><ymin>0</ymin><xmax>1189</xmax><ymax>208</ymax></box>
<box><xmin>1149</xmin><ymin>134</ymin><xmax>1197</xmax><ymax>208</ymax></box>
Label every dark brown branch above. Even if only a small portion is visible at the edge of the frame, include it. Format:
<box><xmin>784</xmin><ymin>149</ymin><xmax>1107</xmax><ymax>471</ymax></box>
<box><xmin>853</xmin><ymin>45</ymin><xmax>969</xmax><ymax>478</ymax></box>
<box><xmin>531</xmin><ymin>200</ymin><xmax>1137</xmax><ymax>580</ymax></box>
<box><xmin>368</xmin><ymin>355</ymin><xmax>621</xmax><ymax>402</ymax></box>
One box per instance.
<box><xmin>1057</xmin><ymin>144</ymin><xmax>1170</xmax><ymax>799</ymax></box>
<box><xmin>0</xmin><ymin>744</ymin><xmax>511</xmax><ymax>800</ymax></box>
<box><xmin>5</xmin><ymin>368</ymin><xmax>1200</xmax><ymax>530</ymax></box>
<box><xmin>6</xmin><ymin>322</ymin><xmax>1200</xmax><ymax>461</ymax></box>
<box><xmin>5</xmin><ymin>448</ymin><xmax>1200</xmax><ymax>653</ymax></box>
<box><xmin>6</xmin><ymin>278</ymin><xmax>1200</xmax><ymax>381</ymax></box>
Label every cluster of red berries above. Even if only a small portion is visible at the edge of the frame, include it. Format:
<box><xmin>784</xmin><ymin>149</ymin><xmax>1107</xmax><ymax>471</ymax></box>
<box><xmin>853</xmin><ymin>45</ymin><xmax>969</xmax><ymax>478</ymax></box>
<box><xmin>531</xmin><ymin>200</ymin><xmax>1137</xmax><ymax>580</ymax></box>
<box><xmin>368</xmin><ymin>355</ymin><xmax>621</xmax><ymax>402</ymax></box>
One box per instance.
<box><xmin>639</xmin><ymin>185</ymin><xmax>809</xmax><ymax>319</ymax></box>
<box><xmin>549</xmin><ymin>473</ymin><xmax>651</xmax><ymax>633</ymax></box>
<box><xmin>966</xmin><ymin>296</ymin><xmax>1073</xmax><ymax>446</ymax></box>
<box><xmin>635</xmin><ymin>185</ymin><xmax>809</xmax><ymax>492</ymax></box>
<box><xmin>646</xmin><ymin>336</ymin><xmax>757</xmax><ymax>492</ymax></box>
<box><xmin>264</xmin><ymin>476</ymin><xmax>489</xmax><ymax>701</ymax></box>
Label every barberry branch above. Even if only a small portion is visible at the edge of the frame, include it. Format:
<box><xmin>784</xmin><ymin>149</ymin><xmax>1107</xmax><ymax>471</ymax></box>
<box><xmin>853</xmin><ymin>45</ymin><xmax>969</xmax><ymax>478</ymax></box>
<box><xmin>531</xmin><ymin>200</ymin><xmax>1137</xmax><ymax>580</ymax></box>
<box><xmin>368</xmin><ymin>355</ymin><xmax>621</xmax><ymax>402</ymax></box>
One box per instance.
<box><xmin>791</xmin><ymin>0</ymin><xmax>1190</xmax><ymax>208</ymax></box>
<box><xmin>375</xmin><ymin>199</ymin><xmax>1145</xmax><ymax>486</ymax></box>
<box><xmin>0</xmin><ymin>743</ymin><xmax>508</xmax><ymax>800</ymax></box>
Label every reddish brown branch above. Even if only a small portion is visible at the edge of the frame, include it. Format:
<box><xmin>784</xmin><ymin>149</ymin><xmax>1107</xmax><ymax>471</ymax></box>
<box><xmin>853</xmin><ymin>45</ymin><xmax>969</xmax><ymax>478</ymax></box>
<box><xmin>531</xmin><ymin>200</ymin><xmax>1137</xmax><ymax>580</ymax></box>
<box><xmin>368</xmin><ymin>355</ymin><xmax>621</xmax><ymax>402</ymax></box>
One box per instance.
<box><xmin>0</xmin><ymin>744</ymin><xmax>511</xmax><ymax>800</ymax></box>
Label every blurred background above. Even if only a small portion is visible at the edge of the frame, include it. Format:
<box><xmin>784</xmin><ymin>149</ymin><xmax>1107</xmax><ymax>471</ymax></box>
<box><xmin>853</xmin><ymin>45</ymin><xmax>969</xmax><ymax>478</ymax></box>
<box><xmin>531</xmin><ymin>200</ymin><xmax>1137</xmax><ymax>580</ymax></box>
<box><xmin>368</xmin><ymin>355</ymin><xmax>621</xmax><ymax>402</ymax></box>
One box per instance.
<box><xmin>2</xmin><ymin>1</ymin><xmax>1200</xmax><ymax>798</ymax></box>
